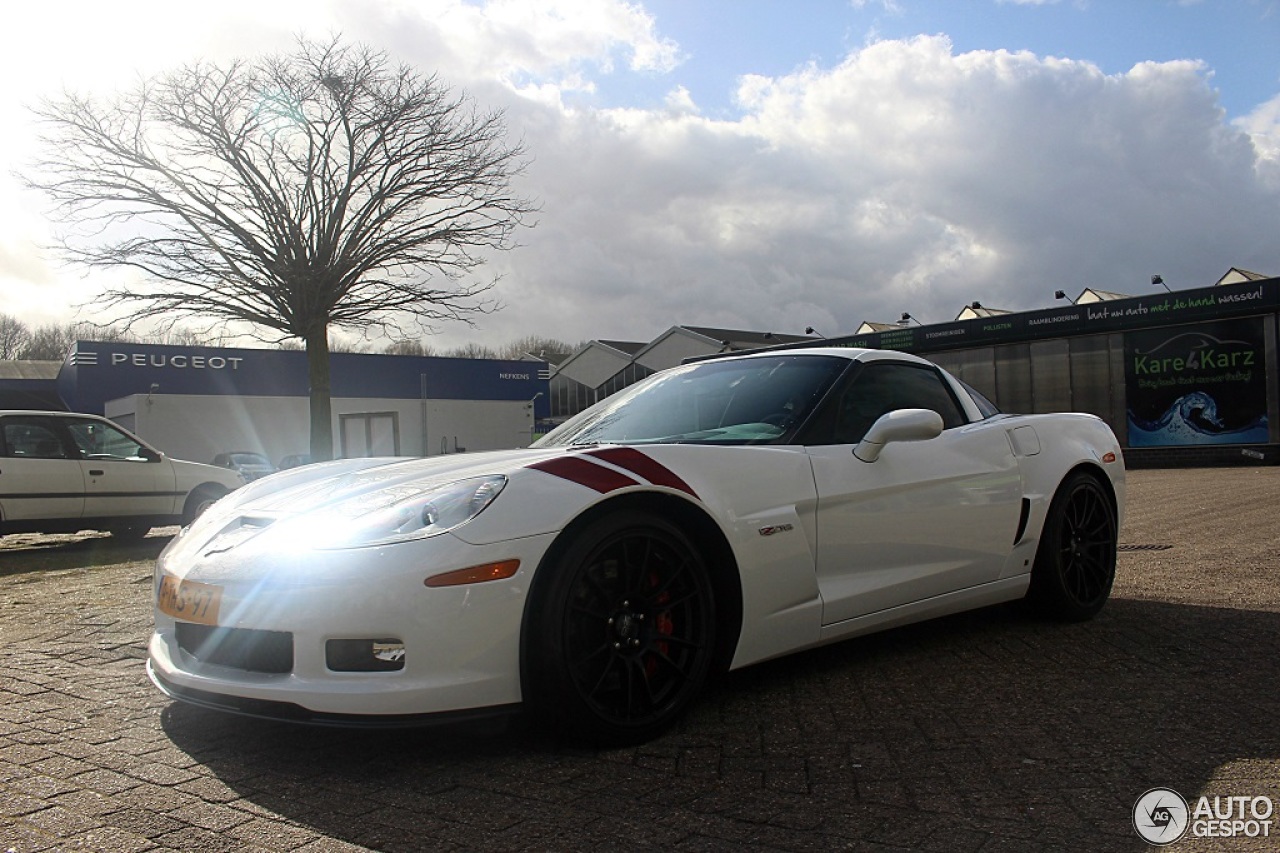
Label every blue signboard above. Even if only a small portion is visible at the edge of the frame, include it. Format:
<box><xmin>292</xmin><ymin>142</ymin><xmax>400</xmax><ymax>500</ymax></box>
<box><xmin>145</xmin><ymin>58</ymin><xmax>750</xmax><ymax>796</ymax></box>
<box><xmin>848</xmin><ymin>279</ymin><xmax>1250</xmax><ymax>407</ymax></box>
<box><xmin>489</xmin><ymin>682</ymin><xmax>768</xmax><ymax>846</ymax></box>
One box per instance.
<box><xmin>56</xmin><ymin>342</ymin><xmax>550</xmax><ymax>417</ymax></box>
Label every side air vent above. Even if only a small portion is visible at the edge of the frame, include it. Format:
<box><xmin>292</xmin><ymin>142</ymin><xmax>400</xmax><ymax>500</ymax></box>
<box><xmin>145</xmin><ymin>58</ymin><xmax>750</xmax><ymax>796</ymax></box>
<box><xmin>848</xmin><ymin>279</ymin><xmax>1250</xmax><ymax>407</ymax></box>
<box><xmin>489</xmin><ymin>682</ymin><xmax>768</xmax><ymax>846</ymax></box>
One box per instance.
<box><xmin>1013</xmin><ymin>498</ymin><xmax>1031</xmax><ymax>545</ymax></box>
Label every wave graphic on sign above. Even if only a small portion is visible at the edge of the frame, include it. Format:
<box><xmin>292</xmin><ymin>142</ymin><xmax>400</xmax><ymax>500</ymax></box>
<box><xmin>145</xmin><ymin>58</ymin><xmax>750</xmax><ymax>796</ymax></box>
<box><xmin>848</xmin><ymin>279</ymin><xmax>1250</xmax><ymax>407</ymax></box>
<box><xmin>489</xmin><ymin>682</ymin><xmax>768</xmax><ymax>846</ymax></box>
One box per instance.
<box><xmin>1128</xmin><ymin>391</ymin><xmax>1269</xmax><ymax>447</ymax></box>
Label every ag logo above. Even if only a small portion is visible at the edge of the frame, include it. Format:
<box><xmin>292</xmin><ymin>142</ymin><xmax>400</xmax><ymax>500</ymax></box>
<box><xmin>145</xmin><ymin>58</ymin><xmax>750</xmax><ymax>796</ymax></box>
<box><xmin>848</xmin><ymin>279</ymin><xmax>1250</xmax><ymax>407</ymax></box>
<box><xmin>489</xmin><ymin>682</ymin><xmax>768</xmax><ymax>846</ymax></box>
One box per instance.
<box><xmin>1134</xmin><ymin>787</ymin><xmax>1190</xmax><ymax>845</ymax></box>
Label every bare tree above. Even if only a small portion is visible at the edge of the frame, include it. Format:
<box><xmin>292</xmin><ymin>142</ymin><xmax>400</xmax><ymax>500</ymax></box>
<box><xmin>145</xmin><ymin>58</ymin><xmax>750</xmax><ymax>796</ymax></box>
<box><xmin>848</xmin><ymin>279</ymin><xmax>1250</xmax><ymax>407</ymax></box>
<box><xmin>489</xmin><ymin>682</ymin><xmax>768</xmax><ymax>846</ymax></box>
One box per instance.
<box><xmin>445</xmin><ymin>342</ymin><xmax>500</xmax><ymax>360</ymax></box>
<box><xmin>140</xmin><ymin>327</ymin><xmax>216</xmax><ymax>347</ymax></box>
<box><xmin>329</xmin><ymin>338</ymin><xmax>370</xmax><ymax>354</ymax></box>
<box><xmin>497</xmin><ymin>335</ymin><xmax>578</xmax><ymax>360</ymax></box>
<box><xmin>17</xmin><ymin>321</ymin><xmax>133</xmax><ymax>361</ymax></box>
<box><xmin>381</xmin><ymin>334</ymin><xmax>575</xmax><ymax>360</ymax></box>
<box><xmin>28</xmin><ymin>37</ymin><xmax>535</xmax><ymax>460</ymax></box>
<box><xmin>383</xmin><ymin>338</ymin><xmax>437</xmax><ymax>357</ymax></box>
<box><xmin>0</xmin><ymin>315</ymin><xmax>31</xmax><ymax>360</ymax></box>
<box><xmin>15</xmin><ymin>324</ymin><xmax>71</xmax><ymax>361</ymax></box>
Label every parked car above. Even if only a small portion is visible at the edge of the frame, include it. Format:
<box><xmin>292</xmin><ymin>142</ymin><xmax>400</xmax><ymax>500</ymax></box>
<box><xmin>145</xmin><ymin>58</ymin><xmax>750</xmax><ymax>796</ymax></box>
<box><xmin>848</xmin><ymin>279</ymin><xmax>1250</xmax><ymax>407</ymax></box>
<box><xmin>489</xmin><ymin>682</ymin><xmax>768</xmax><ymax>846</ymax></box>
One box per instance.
<box><xmin>277</xmin><ymin>454</ymin><xmax>313</xmax><ymax>470</ymax></box>
<box><xmin>149</xmin><ymin>347</ymin><xmax>1124</xmax><ymax>743</ymax></box>
<box><xmin>0</xmin><ymin>411</ymin><xmax>245</xmax><ymax>540</ymax></box>
<box><xmin>211</xmin><ymin>451</ymin><xmax>275</xmax><ymax>482</ymax></box>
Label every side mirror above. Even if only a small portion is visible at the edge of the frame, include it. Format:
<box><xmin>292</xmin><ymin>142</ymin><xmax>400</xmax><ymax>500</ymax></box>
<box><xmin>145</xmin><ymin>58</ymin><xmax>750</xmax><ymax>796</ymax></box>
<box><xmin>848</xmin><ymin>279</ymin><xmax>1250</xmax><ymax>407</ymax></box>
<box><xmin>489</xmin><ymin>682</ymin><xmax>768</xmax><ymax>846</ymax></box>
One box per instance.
<box><xmin>139</xmin><ymin>447</ymin><xmax>162</xmax><ymax>463</ymax></box>
<box><xmin>854</xmin><ymin>408</ymin><xmax>944</xmax><ymax>462</ymax></box>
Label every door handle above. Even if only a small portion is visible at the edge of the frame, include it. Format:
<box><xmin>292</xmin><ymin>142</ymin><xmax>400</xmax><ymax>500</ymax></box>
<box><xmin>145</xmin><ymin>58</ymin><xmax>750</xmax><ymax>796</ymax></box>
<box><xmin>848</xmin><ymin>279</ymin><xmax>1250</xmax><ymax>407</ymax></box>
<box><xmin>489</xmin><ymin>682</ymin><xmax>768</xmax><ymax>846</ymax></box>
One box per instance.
<box><xmin>89</xmin><ymin>469</ymin><xmax>105</xmax><ymax>476</ymax></box>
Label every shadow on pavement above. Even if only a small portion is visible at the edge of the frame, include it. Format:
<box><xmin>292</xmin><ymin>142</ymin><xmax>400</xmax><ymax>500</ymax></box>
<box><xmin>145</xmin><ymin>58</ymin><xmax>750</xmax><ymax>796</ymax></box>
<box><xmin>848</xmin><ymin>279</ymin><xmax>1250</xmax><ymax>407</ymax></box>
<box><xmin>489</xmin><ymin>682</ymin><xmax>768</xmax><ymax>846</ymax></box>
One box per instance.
<box><xmin>156</xmin><ymin>596</ymin><xmax>1280</xmax><ymax>850</ymax></box>
<box><xmin>0</xmin><ymin>531</ymin><xmax>174</xmax><ymax>577</ymax></box>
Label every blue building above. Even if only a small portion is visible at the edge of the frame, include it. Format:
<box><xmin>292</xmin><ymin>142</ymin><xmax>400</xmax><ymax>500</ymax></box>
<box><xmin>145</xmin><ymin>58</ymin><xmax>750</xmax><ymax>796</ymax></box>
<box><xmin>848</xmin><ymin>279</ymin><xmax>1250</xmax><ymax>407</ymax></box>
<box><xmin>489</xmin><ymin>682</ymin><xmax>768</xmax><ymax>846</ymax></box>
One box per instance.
<box><xmin>42</xmin><ymin>341</ymin><xmax>549</xmax><ymax>466</ymax></box>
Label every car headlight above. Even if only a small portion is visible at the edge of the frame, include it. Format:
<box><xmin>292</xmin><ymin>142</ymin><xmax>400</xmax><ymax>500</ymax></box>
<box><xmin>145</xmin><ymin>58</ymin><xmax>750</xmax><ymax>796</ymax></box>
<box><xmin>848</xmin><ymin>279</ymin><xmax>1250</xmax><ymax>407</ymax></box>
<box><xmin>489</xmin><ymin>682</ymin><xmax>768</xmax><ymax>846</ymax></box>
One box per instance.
<box><xmin>303</xmin><ymin>475</ymin><xmax>508</xmax><ymax>549</ymax></box>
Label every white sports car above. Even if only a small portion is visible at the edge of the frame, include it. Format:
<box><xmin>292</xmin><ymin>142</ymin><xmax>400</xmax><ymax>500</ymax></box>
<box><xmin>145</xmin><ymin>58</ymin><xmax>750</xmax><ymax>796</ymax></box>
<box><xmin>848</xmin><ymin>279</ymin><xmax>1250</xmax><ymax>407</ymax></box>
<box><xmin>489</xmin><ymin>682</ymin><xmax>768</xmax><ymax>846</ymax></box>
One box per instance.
<box><xmin>148</xmin><ymin>346</ymin><xmax>1124</xmax><ymax>742</ymax></box>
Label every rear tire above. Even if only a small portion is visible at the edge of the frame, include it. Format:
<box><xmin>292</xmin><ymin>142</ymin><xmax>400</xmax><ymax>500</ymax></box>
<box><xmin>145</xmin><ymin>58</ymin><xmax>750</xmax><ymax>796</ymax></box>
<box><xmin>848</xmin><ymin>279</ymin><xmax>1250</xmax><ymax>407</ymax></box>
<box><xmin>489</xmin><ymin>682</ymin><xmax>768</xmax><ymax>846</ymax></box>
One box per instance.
<box><xmin>526</xmin><ymin>511</ymin><xmax>716</xmax><ymax>744</ymax></box>
<box><xmin>1027</xmin><ymin>471</ymin><xmax>1117</xmax><ymax>621</ymax></box>
<box><xmin>108</xmin><ymin>525</ymin><xmax>151</xmax><ymax>542</ymax></box>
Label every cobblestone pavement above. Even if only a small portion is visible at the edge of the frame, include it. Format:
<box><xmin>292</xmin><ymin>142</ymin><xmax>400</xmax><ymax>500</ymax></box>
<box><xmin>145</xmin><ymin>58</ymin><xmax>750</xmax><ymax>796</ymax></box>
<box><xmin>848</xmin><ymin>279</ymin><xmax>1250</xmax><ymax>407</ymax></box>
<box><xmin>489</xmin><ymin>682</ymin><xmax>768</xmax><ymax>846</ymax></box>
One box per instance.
<box><xmin>2</xmin><ymin>468</ymin><xmax>1279</xmax><ymax>852</ymax></box>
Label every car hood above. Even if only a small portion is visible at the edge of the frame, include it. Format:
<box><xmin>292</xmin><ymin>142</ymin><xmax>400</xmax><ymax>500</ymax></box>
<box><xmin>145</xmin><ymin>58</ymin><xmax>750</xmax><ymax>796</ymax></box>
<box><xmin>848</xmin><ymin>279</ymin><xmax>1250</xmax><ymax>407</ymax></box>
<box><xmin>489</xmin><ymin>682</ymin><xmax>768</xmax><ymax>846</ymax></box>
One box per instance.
<box><xmin>201</xmin><ymin>447</ymin><xmax>564</xmax><ymax>521</ymax></box>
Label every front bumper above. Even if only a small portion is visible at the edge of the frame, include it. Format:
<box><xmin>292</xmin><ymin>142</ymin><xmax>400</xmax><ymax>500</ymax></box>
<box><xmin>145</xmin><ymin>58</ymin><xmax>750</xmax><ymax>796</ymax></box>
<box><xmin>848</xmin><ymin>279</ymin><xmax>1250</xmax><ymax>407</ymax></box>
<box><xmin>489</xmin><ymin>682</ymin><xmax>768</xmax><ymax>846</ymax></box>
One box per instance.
<box><xmin>147</xmin><ymin>527</ymin><xmax>557</xmax><ymax>719</ymax></box>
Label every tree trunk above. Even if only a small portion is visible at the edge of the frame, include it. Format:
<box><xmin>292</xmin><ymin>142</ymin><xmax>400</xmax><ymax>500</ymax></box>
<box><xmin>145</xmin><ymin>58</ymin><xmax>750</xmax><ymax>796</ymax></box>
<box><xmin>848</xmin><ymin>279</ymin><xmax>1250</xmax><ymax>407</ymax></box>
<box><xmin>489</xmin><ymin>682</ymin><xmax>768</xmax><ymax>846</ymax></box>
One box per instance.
<box><xmin>305</xmin><ymin>326</ymin><xmax>334</xmax><ymax>462</ymax></box>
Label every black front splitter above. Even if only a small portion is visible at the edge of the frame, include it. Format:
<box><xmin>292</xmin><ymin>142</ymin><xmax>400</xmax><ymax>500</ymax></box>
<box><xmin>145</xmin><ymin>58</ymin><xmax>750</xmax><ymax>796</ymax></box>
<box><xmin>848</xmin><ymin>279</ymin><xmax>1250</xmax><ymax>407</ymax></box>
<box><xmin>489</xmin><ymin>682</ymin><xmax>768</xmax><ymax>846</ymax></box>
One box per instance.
<box><xmin>147</xmin><ymin>661</ymin><xmax>521</xmax><ymax>730</ymax></box>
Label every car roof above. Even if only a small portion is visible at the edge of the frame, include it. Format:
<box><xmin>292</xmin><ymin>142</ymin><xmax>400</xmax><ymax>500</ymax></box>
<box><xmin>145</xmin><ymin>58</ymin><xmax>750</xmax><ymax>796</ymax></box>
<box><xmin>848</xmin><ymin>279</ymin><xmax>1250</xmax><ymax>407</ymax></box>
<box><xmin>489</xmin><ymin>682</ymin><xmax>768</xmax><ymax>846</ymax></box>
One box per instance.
<box><xmin>0</xmin><ymin>410</ymin><xmax>105</xmax><ymax>418</ymax></box>
<box><xmin>700</xmin><ymin>345</ymin><xmax>935</xmax><ymax>368</ymax></box>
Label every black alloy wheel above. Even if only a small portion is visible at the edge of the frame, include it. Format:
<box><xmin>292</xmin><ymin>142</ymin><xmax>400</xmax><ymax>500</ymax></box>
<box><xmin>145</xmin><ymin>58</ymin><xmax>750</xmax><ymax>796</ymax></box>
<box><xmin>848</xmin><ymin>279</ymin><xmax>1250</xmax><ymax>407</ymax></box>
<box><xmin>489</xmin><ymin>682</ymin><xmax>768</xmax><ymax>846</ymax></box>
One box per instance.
<box><xmin>1029</xmin><ymin>471</ymin><xmax>1118</xmax><ymax>621</ymax></box>
<box><xmin>529</xmin><ymin>512</ymin><xmax>715</xmax><ymax>744</ymax></box>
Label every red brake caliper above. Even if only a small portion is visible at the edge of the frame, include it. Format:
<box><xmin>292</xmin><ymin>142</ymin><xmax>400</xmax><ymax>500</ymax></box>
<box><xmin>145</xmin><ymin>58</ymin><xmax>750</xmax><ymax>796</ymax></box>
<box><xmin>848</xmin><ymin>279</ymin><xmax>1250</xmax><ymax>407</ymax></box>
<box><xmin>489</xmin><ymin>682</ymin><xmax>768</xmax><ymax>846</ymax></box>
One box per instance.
<box><xmin>646</xmin><ymin>571</ymin><xmax>673</xmax><ymax>677</ymax></box>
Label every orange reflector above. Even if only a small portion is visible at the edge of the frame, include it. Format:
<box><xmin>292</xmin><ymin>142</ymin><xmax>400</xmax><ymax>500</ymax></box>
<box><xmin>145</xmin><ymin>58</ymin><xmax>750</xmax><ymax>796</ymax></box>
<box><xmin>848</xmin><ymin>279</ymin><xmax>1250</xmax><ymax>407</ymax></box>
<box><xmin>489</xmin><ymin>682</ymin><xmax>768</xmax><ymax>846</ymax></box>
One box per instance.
<box><xmin>425</xmin><ymin>559</ymin><xmax>520</xmax><ymax>588</ymax></box>
<box><xmin>1102</xmin><ymin>452</ymin><xmax>1116</xmax><ymax>463</ymax></box>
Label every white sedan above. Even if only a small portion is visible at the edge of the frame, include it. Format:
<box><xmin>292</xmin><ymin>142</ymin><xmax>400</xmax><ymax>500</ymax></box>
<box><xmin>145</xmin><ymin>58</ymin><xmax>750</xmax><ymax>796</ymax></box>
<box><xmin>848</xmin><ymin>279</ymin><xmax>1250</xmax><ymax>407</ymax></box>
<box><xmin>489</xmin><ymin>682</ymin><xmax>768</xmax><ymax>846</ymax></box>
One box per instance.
<box><xmin>0</xmin><ymin>410</ymin><xmax>244</xmax><ymax>540</ymax></box>
<box><xmin>148</xmin><ymin>347</ymin><xmax>1124</xmax><ymax>742</ymax></box>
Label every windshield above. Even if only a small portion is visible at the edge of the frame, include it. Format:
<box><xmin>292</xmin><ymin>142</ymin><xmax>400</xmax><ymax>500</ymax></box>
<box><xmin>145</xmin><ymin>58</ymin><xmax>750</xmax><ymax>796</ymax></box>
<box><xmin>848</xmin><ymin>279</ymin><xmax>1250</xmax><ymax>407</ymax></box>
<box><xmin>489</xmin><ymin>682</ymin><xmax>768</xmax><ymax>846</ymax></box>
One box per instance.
<box><xmin>231</xmin><ymin>453</ymin><xmax>271</xmax><ymax>466</ymax></box>
<box><xmin>537</xmin><ymin>354</ymin><xmax>849</xmax><ymax>447</ymax></box>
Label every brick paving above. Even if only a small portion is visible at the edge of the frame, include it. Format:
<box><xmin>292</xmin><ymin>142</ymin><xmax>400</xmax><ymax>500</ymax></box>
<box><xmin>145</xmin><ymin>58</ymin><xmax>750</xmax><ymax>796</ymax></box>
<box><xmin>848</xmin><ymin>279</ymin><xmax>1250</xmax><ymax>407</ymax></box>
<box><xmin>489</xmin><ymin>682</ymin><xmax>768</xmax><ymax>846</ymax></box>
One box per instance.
<box><xmin>2</xmin><ymin>468</ymin><xmax>1279</xmax><ymax>851</ymax></box>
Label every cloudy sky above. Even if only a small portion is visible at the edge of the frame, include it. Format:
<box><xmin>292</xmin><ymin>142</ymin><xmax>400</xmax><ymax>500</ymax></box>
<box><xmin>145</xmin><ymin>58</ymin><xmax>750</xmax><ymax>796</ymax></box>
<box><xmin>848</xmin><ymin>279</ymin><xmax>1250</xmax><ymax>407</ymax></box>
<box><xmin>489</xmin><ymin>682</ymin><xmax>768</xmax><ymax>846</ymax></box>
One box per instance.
<box><xmin>2</xmin><ymin>0</ymin><xmax>1278</xmax><ymax>351</ymax></box>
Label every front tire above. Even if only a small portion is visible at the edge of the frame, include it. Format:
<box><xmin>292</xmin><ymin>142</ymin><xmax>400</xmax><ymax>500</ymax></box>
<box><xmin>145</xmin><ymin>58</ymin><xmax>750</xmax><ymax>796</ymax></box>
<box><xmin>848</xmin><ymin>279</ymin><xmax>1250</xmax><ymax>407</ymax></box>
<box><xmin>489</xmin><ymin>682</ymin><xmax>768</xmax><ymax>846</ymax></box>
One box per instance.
<box><xmin>1027</xmin><ymin>471</ymin><xmax>1118</xmax><ymax>621</ymax></box>
<box><xmin>527</xmin><ymin>511</ymin><xmax>716</xmax><ymax>744</ymax></box>
<box><xmin>183</xmin><ymin>485</ymin><xmax>228</xmax><ymax>526</ymax></box>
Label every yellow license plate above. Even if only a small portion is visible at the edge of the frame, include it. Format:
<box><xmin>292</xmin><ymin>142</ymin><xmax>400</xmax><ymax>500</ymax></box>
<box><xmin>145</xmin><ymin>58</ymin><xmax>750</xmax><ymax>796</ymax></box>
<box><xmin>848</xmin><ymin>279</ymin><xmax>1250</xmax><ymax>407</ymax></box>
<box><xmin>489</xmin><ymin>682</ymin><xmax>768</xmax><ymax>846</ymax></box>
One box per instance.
<box><xmin>158</xmin><ymin>575</ymin><xmax>223</xmax><ymax>626</ymax></box>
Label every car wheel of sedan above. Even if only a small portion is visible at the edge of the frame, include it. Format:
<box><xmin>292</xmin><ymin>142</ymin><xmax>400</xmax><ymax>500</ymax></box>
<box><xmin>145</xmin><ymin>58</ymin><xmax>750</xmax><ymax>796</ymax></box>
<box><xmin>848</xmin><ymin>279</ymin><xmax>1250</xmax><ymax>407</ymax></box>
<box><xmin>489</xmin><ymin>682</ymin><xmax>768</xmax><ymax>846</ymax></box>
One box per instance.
<box><xmin>183</xmin><ymin>485</ymin><xmax>228</xmax><ymax>526</ymax></box>
<box><xmin>1028</xmin><ymin>471</ymin><xmax>1117</xmax><ymax>621</ymax></box>
<box><xmin>528</xmin><ymin>511</ymin><xmax>716</xmax><ymax>744</ymax></box>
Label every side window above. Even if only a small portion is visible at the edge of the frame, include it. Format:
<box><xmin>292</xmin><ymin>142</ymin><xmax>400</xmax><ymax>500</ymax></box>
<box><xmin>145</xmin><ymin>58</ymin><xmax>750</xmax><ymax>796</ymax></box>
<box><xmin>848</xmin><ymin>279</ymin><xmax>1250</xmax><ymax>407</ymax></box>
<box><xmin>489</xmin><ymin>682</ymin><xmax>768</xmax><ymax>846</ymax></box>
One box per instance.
<box><xmin>1</xmin><ymin>419</ymin><xmax>71</xmax><ymax>459</ymax></box>
<box><xmin>959</xmin><ymin>379</ymin><xmax>1002</xmax><ymax>419</ymax></box>
<box><xmin>830</xmin><ymin>362</ymin><xmax>969</xmax><ymax>444</ymax></box>
<box><xmin>66</xmin><ymin>420</ymin><xmax>148</xmax><ymax>460</ymax></box>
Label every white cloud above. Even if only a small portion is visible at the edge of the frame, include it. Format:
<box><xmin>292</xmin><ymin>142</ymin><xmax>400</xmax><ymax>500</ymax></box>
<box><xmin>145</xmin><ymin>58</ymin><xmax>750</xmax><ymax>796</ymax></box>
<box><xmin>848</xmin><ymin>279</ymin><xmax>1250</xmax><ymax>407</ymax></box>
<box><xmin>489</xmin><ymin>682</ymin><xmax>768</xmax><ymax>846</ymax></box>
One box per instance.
<box><xmin>464</xmin><ymin>33</ymin><xmax>1279</xmax><ymax>344</ymax></box>
<box><xmin>1235</xmin><ymin>93</ymin><xmax>1280</xmax><ymax>189</ymax></box>
<box><xmin>2</xmin><ymin>7</ymin><xmax>1278</xmax><ymax>350</ymax></box>
<box><xmin>349</xmin><ymin>0</ymin><xmax>680</xmax><ymax>100</ymax></box>
<box><xmin>0</xmin><ymin>0</ymin><xmax>684</xmax><ymax>337</ymax></box>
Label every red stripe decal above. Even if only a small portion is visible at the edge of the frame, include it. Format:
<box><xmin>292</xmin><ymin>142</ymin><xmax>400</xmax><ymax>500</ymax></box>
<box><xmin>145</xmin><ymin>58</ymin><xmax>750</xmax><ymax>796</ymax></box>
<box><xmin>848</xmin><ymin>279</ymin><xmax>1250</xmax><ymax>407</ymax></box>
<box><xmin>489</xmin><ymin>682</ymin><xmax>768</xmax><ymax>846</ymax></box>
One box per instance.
<box><xmin>528</xmin><ymin>456</ymin><xmax>640</xmax><ymax>493</ymax></box>
<box><xmin>586</xmin><ymin>447</ymin><xmax>698</xmax><ymax>499</ymax></box>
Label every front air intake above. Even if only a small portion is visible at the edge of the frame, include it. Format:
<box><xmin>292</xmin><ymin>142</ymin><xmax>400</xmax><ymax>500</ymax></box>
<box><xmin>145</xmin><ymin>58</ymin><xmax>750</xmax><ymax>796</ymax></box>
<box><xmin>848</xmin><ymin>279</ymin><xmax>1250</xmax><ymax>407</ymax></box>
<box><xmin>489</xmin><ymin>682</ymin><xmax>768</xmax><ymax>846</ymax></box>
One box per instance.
<box><xmin>326</xmin><ymin>639</ymin><xmax>406</xmax><ymax>672</ymax></box>
<box><xmin>176</xmin><ymin>623</ymin><xmax>293</xmax><ymax>674</ymax></box>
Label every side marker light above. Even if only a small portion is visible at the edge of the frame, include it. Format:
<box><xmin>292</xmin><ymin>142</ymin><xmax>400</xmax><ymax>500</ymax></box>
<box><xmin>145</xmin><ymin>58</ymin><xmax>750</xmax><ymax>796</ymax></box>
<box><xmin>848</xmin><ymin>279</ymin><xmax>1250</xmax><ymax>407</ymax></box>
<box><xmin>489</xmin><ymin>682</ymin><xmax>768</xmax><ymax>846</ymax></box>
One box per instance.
<box><xmin>425</xmin><ymin>559</ymin><xmax>521</xmax><ymax>588</ymax></box>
